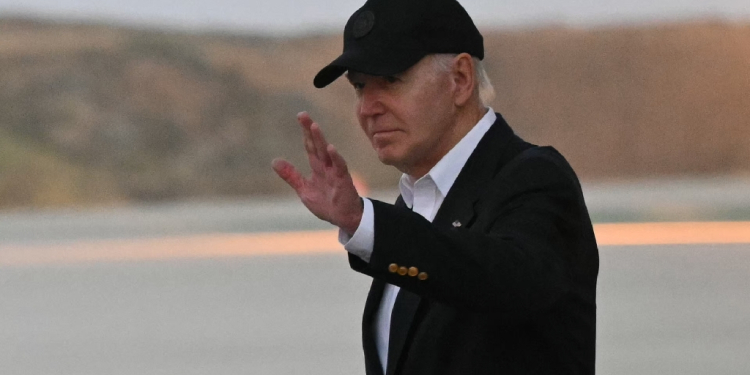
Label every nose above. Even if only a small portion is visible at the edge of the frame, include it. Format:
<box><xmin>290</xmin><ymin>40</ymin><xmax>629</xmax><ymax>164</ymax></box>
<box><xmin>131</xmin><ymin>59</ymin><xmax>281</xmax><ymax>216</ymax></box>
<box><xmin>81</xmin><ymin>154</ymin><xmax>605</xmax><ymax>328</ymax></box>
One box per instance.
<box><xmin>358</xmin><ymin>86</ymin><xmax>386</xmax><ymax>118</ymax></box>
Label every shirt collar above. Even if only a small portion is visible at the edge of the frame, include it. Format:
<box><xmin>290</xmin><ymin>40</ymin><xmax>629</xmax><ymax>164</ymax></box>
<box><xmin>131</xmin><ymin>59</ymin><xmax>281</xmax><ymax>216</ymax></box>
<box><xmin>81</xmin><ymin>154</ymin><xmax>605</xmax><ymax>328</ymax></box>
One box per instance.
<box><xmin>400</xmin><ymin>108</ymin><xmax>497</xmax><ymax>207</ymax></box>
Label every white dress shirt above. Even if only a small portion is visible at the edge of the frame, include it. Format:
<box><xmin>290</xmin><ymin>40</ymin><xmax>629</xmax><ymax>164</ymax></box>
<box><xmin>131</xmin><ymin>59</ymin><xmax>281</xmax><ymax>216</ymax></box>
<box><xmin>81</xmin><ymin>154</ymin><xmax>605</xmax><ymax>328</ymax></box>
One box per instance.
<box><xmin>339</xmin><ymin>109</ymin><xmax>496</xmax><ymax>373</ymax></box>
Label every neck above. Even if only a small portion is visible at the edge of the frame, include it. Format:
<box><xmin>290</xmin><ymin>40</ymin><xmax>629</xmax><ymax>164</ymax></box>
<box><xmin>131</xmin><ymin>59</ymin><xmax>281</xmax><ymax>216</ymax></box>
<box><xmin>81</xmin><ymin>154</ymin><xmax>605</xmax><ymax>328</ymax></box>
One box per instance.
<box><xmin>405</xmin><ymin>104</ymin><xmax>489</xmax><ymax>179</ymax></box>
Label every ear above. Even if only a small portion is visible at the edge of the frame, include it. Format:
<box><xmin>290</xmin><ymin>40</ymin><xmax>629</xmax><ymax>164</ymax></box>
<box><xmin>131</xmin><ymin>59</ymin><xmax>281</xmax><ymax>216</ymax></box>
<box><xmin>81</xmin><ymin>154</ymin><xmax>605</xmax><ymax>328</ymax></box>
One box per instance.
<box><xmin>451</xmin><ymin>53</ymin><xmax>476</xmax><ymax>107</ymax></box>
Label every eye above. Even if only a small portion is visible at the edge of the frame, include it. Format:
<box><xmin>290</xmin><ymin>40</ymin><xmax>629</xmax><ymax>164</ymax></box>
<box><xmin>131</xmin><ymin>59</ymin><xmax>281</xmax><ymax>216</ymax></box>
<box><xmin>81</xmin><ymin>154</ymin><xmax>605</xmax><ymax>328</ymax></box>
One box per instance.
<box><xmin>384</xmin><ymin>75</ymin><xmax>399</xmax><ymax>84</ymax></box>
<box><xmin>351</xmin><ymin>82</ymin><xmax>365</xmax><ymax>91</ymax></box>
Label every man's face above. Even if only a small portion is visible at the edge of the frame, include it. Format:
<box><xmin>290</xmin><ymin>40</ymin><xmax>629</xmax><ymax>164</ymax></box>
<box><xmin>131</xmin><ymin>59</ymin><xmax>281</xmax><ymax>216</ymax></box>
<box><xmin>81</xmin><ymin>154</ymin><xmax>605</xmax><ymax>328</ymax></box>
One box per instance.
<box><xmin>347</xmin><ymin>56</ymin><xmax>458</xmax><ymax>176</ymax></box>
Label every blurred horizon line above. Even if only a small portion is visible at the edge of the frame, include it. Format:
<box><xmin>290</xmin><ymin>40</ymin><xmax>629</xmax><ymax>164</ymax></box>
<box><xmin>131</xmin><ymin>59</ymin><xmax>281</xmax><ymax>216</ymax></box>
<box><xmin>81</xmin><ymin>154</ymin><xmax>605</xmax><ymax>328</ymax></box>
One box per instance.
<box><xmin>3</xmin><ymin>222</ymin><xmax>750</xmax><ymax>267</ymax></box>
<box><xmin>1</xmin><ymin>3</ymin><xmax>749</xmax><ymax>37</ymax></box>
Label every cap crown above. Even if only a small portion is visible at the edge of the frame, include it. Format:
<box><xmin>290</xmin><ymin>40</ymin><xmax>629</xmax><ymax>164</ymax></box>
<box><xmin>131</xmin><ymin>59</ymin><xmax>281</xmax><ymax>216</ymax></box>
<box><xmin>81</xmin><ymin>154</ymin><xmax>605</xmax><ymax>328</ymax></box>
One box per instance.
<box><xmin>313</xmin><ymin>0</ymin><xmax>483</xmax><ymax>88</ymax></box>
<box><xmin>344</xmin><ymin>0</ymin><xmax>483</xmax><ymax>59</ymax></box>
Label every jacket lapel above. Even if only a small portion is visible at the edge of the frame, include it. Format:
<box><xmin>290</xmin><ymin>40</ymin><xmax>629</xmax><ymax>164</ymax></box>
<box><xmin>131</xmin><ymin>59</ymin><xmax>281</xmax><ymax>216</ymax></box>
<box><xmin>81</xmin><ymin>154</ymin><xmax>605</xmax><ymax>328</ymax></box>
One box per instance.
<box><xmin>432</xmin><ymin>113</ymin><xmax>519</xmax><ymax>229</ymax></box>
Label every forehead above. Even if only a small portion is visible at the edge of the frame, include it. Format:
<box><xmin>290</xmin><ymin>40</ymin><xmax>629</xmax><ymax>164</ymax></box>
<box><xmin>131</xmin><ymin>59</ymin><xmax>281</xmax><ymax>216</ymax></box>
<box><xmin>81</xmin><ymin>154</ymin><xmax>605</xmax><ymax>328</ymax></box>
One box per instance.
<box><xmin>345</xmin><ymin>71</ymin><xmax>373</xmax><ymax>82</ymax></box>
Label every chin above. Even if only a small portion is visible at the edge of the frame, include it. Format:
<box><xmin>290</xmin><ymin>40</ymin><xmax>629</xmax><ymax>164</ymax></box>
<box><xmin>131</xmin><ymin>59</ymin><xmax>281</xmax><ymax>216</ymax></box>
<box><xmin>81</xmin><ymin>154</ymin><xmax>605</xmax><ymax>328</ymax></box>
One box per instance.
<box><xmin>375</xmin><ymin>149</ymin><xmax>402</xmax><ymax>167</ymax></box>
<box><xmin>376</xmin><ymin>151</ymin><xmax>413</xmax><ymax>174</ymax></box>
<box><xmin>376</xmin><ymin>152</ymin><xmax>397</xmax><ymax>166</ymax></box>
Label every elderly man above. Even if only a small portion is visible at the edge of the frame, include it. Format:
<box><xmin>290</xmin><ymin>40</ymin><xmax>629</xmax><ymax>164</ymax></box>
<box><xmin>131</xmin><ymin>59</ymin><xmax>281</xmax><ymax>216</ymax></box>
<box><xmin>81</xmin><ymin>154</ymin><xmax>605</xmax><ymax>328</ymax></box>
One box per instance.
<box><xmin>272</xmin><ymin>0</ymin><xmax>599</xmax><ymax>374</ymax></box>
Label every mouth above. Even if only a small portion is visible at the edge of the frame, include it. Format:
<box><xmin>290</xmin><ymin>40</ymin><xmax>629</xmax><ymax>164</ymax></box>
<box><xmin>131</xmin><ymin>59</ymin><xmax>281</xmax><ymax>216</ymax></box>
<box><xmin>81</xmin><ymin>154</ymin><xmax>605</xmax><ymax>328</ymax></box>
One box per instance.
<box><xmin>372</xmin><ymin>129</ymin><xmax>401</xmax><ymax>137</ymax></box>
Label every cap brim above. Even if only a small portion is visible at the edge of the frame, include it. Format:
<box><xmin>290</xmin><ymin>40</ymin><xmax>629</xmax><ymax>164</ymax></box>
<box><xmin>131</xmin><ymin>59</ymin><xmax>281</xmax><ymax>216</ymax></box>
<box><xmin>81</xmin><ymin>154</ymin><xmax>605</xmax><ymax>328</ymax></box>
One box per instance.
<box><xmin>313</xmin><ymin>63</ymin><xmax>348</xmax><ymax>89</ymax></box>
<box><xmin>313</xmin><ymin>48</ymin><xmax>427</xmax><ymax>88</ymax></box>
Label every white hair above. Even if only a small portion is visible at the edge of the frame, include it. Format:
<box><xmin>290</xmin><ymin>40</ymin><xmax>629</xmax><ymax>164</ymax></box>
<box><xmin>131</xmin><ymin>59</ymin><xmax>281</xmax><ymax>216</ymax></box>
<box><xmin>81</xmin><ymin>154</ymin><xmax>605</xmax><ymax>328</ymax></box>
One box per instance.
<box><xmin>429</xmin><ymin>53</ymin><xmax>496</xmax><ymax>107</ymax></box>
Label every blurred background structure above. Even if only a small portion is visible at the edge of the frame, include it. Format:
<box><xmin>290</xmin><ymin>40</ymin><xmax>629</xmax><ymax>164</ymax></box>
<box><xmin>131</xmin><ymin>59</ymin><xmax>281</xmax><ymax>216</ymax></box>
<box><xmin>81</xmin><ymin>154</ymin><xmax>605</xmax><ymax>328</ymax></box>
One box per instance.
<box><xmin>0</xmin><ymin>1</ymin><xmax>749</xmax><ymax>374</ymax></box>
<box><xmin>0</xmin><ymin>1</ymin><xmax>749</xmax><ymax>208</ymax></box>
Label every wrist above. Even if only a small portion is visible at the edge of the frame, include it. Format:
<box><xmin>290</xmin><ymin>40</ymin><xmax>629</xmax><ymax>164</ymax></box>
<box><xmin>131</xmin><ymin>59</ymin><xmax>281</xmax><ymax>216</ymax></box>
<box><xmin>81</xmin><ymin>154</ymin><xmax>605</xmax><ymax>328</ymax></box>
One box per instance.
<box><xmin>342</xmin><ymin>198</ymin><xmax>364</xmax><ymax>235</ymax></box>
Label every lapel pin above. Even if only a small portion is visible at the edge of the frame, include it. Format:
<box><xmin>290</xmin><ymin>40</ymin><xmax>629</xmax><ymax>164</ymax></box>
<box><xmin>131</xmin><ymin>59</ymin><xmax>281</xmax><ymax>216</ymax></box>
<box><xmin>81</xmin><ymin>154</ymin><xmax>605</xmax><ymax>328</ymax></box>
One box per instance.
<box><xmin>452</xmin><ymin>220</ymin><xmax>462</xmax><ymax>228</ymax></box>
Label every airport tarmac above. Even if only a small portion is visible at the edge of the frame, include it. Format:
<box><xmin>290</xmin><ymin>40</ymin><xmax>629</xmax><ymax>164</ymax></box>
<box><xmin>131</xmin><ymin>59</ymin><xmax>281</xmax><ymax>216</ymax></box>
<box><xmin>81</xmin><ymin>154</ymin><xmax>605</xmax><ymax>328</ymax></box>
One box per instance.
<box><xmin>1</xmin><ymin>243</ymin><xmax>748</xmax><ymax>374</ymax></box>
<box><xmin>1</xmin><ymin>179</ymin><xmax>749</xmax><ymax>374</ymax></box>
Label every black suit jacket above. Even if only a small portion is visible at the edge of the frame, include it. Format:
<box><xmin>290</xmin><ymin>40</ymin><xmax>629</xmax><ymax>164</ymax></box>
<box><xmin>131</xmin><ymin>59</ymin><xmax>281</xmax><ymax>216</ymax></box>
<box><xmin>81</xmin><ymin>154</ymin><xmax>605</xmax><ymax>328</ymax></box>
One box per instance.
<box><xmin>349</xmin><ymin>113</ymin><xmax>599</xmax><ymax>375</ymax></box>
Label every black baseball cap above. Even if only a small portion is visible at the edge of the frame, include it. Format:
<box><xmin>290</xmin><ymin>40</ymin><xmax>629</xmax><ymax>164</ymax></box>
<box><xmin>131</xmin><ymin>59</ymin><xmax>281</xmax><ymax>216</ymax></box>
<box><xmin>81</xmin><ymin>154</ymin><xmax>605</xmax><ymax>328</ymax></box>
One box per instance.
<box><xmin>313</xmin><ymin>0</ymin><xmax>484</xmax><ymax>88</ymax></box>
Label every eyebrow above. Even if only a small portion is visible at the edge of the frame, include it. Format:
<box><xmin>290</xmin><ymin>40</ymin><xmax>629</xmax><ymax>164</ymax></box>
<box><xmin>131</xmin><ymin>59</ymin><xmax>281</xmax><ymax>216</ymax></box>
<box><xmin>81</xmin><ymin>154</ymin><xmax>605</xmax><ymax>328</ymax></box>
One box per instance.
<box><xmin>345</xmin><ymin>72</ymin><xmax>364</xmax><ymax>84</ymax></box>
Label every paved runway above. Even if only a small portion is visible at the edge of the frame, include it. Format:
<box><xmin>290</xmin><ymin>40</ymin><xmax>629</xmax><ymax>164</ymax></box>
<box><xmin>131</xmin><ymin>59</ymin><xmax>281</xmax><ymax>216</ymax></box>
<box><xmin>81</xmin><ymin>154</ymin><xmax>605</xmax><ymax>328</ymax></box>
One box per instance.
<box><xmin>1</xmin><ymin>244</ymin><xmax>749</xmax><ymax>375</ymax></box>
<box><xmin>2</xmin><ymin>180</ymin><xmax>749</xmax><ymax>374</ymax></box>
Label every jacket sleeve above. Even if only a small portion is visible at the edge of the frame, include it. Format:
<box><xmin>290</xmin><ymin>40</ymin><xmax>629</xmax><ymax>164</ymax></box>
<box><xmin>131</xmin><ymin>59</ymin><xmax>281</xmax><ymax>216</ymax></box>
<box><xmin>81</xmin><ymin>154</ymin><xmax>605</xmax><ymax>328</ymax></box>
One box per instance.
<box><xmin>348</xmin><ymin>152</ymin><xmax>596</xmax><ymax>316</ymax></box>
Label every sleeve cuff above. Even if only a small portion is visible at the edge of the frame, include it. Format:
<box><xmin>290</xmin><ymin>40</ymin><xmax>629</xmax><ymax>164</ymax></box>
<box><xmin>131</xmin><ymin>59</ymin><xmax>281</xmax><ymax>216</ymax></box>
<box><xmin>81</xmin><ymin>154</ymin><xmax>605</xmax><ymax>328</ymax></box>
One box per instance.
<box><xmin>338</xmin><ymin>198</ymin><xmax>375</xmax><ymax>263</ymax></box>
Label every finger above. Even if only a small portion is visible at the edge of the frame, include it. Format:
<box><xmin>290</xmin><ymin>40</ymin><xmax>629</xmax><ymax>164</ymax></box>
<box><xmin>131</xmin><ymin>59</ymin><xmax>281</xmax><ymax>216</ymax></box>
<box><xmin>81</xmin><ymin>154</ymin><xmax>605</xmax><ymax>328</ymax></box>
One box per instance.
<box><xmin>327</xmin><ymin>144</ymin><xmax>350</xmax><ymax>178</ymax></box>
<box><xmin>271</xmin><ymin>158</ymin><xmax>305</xmax><ymax>192</ymax></box>
<box><xmin>297</xmin><ymin>112</ymin><xmax>317</xmax><ymax>158</ymax></box>
<box><xmin>298</xmin><ymin>112</ymin><xmax>328</xmax><ymax>172</ymax></box>
<box><xmin>310</xmin><ymin>123</ymin><xmax>332</xmax><ymax>167</ymax></box>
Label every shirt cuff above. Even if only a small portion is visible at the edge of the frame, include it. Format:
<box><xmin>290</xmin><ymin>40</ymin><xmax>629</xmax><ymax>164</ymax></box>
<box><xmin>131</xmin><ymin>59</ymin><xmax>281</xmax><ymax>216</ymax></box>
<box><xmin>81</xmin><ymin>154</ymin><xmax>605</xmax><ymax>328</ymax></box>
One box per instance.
<box><xmin>338</xmin><ymin>198</ymin><xmax>375</xmax><ymax>263</ymax></box>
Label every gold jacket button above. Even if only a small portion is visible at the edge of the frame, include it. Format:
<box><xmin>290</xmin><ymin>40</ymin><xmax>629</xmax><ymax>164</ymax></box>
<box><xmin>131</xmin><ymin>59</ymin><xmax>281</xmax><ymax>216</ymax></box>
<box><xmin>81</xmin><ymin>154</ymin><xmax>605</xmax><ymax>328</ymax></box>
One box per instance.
<box><xmin>398</xmin><ymin>267</ymin><xmax>408</xmax><ymax>276</ymax></box>
<box><xmin>408</xmin><ymin>267</ymin><xmax>419</xmax><ymax>277</ymax></box>
<box><xmin>388</xmin><ymin>264</ymin><xmax>399</xmax><ymax>273</ymax></box>
<box><xmin>418</xmin><ymin>272</ymin><xmax>429</xmax><ymax>281</ymax></box>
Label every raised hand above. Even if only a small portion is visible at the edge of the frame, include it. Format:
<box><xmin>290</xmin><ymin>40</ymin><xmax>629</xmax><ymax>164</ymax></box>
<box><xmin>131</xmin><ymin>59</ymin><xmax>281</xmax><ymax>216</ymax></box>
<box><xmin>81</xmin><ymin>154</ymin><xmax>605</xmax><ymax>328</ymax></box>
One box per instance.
<box><xmin>272</xmin><ymin>112</ymin><xmax>363</xmax><ymax>235</ymax></box>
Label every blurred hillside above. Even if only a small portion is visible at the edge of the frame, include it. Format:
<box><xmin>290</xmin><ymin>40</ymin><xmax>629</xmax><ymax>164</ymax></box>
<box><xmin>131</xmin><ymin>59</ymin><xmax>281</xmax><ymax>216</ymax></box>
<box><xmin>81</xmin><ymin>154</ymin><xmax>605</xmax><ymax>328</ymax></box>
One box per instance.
<box><xmin>0</xmin><ymin>18</ymin><xmax>748</xmax><ymax>209</ymax></box>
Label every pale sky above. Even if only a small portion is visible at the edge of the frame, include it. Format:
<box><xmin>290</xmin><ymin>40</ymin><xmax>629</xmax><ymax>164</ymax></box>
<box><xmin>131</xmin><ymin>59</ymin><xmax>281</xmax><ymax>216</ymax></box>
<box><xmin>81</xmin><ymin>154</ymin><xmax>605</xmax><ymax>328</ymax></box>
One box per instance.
<box><xmin>0</xmin><ymin>0</ymin><xmax>748</xmax><ymax>35</ymax></box>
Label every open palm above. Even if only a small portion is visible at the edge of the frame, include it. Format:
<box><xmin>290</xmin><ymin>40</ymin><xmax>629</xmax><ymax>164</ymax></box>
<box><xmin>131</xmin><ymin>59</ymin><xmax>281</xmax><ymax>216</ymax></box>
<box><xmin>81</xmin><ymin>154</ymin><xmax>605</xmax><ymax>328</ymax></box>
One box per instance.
<box><xmin>272</xmin><ymin>112</ymin><xmax>363</xmax><ymax>235</ymax></box>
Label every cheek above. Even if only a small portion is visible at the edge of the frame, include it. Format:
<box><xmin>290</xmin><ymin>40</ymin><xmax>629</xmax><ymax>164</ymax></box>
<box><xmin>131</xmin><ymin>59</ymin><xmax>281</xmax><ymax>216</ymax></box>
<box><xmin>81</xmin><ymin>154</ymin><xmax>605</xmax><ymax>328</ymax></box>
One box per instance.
<box><xmin>419</xmin><ymin>87</ymin><xmax>454</xmax><ymax>125</ymax></box>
